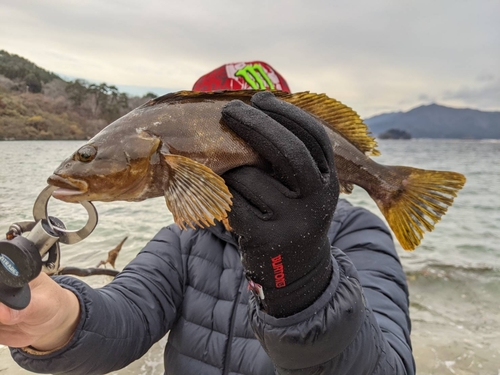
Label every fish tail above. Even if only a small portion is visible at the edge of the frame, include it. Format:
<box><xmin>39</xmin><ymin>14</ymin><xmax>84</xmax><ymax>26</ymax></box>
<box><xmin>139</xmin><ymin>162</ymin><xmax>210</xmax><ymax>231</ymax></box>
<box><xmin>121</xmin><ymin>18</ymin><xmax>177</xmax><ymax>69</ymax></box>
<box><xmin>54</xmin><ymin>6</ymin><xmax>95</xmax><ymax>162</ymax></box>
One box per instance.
<box><xmin>372</xmin><ymin>166</ymin><xmax>466</xmax><ymax>250</ymax></box>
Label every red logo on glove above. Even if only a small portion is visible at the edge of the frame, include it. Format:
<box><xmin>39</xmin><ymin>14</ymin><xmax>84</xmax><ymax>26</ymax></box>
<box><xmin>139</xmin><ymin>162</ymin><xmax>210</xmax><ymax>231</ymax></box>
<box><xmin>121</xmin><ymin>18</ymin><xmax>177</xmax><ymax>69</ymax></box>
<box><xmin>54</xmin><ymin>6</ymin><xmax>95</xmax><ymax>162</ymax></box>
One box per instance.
<box><xmin>271</xmin><ymin>254</ymin><xmax>286</xmax><ymax>288</ymax></box>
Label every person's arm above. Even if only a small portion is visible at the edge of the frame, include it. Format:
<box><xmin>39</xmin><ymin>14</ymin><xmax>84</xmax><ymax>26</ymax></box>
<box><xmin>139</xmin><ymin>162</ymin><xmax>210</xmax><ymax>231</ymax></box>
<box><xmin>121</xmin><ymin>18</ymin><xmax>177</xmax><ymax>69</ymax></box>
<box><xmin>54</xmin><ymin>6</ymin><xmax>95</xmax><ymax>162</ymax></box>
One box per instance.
<box><xmin>221</xmin><ymin>92</ymin><xmax>415</xmax><ymax>375</ymax></box>
<box><xmin>5</xmin><ymin>225</ymin><xmax>186</xmax><ymax>374</ymax></box>
<box><xmin>250</xmin><ymin>201</ymin><xmax>415</xmax><ymax>374</ymax></box>
<box><xmin>329</xmin><ymin>200</ymin><xmax>415</xmax><ymax>374</ymax></box>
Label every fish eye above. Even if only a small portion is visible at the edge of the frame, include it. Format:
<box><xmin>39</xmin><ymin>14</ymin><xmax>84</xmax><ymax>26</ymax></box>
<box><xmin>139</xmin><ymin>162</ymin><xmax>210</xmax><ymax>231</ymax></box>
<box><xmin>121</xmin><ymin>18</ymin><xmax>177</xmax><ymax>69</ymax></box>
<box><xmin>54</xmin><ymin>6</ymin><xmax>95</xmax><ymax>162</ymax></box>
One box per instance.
<box><xmin>76</xmin><ymin>145</ymin><xmax>97</xmax><ymax>163</ymax></box>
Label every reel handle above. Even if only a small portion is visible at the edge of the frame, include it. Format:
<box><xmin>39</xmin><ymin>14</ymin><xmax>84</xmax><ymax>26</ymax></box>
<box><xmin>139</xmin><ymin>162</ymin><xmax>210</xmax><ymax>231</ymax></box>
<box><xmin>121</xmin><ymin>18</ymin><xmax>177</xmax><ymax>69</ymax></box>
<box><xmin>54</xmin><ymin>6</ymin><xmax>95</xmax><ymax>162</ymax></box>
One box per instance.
<box><xmin>0</xmin><ymin>230</ymin><xmax>44</xmax><ymax>309</ymax></box>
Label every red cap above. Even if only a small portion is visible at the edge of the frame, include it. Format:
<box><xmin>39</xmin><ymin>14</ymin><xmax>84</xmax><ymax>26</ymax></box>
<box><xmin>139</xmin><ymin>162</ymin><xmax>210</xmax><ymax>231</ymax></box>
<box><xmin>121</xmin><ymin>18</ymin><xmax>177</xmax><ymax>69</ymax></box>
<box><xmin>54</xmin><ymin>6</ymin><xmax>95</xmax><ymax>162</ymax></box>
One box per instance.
<box><xmin>192</xmin><ymin>61</ymin><xmax>290</xmax><ymax>93</ymax></box>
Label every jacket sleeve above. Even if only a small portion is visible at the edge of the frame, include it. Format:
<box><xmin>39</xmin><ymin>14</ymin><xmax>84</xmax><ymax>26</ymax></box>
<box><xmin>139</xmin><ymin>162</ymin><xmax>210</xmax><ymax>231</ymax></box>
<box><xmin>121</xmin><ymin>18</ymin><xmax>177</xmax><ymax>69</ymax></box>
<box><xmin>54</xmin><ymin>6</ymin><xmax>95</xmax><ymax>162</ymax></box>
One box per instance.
<box><xmin>248</xmin><ymin>200</ymin><xmax>415</xmax><ymax>375</ymax></box>
<box><xmin>10</xmin><ymin>226</ymin><xmax>186</xmax><ymax>375</ymax></box>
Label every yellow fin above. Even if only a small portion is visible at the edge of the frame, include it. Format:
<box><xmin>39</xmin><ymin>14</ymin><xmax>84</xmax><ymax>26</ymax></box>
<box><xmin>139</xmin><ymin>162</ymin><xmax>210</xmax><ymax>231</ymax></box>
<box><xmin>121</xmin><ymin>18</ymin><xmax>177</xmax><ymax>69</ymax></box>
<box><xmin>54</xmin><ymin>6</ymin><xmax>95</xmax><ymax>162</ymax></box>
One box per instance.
<box><xmin>163</xmin><ymin>154</ymin><xmax>233</xmax><ymax>230</ymax></box>
<box><xmin>373</xmin><ymin>166</ymin><xmax>466</xmax><ymax>250</ymax></box>
<box><xmin>283</xmin><ymin>92</ymin><xmax>380</xmax><ymax>156</ymax></box>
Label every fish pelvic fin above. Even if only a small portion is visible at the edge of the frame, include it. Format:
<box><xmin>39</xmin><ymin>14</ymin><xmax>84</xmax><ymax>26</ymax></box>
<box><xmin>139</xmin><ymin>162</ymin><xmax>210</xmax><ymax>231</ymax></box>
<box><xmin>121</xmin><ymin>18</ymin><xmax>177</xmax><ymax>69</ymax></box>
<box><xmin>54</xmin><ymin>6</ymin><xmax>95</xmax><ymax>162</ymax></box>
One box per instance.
<box><xmin>340</xmin><ymin>182</ymin><xmax>354</xmax><ymax>194</ymax></box>
<box><xmin>163</xmin><ymin>154</ymin><xmax>233</xmax><ymax>230</ymax></box>
<box><xmin>373</xmin><ymin>167</ymin><xmax>466</xmax><ymax>251</ymax></box>
<box><xmin>283</xmin><ymin>92</ymin><xmax>380</xmax><ymax>156</ymax></box>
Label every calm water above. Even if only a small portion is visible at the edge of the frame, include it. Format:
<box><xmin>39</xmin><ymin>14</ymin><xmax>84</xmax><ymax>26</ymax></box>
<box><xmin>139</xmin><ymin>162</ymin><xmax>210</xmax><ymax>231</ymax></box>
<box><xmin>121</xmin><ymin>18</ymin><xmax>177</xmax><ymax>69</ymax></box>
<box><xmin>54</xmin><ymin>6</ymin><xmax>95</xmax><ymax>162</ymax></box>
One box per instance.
<box><xmin>0</xmin><ymin>139</ymin><xmax>499</xmax><ymax>375</ymax></box>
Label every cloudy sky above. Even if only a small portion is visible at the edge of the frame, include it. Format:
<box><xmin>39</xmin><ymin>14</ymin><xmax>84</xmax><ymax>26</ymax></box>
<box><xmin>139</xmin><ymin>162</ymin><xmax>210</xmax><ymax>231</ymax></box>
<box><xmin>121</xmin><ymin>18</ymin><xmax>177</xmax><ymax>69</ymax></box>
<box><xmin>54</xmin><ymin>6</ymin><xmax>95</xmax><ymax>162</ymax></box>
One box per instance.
<box><xmin>1</xmin><ymin>0</ymin><xmax>498</xmax><ymax>118</ymax></box>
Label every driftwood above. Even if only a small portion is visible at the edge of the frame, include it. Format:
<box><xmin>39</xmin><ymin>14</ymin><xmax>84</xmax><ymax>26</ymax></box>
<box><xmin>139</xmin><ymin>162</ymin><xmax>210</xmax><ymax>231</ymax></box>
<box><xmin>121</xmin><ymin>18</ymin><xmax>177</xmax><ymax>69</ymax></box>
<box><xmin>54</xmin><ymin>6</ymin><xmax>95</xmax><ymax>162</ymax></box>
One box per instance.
<box><xmin>56</xmin><ymin>236</ymin><xmax>128</xmax><ymax>278</ymax></box>
<box><xmin>57</xmin><ymin>266</ymin><xmax>119</xmax><ymax>277</ymax></box>
<box><xmin>96</xmin><ymin>236</ymin><xmax>128</xmax><ymax>269</ymax></box>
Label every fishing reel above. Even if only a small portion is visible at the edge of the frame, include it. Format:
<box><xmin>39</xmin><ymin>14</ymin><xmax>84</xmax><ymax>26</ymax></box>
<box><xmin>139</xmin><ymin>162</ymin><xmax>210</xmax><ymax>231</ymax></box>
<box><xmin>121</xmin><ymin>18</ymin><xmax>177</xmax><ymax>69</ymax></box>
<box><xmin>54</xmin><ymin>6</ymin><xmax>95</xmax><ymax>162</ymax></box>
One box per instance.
<box><xmin>0</xmin><ymin>186</ymin><xmax>98</xmax><ymax>310</ymax></box>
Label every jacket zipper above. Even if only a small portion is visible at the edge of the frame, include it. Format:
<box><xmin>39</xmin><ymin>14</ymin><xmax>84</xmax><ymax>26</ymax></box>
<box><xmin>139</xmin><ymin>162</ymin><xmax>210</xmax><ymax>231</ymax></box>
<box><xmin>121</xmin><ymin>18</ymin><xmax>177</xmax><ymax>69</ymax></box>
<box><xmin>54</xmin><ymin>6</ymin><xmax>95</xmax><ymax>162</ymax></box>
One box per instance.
<box><xmin>222</xmin><ymin>274</ymin><xmax>245</xmax><ymax>375</ymax></box>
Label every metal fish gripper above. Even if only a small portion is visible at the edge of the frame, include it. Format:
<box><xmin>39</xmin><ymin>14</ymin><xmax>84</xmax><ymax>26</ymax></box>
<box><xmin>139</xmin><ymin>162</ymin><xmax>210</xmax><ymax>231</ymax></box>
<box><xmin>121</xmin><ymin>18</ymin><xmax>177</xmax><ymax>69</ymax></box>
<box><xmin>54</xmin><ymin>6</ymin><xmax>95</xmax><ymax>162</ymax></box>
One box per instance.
<box><xmin>0</xmin><ymin>186</ymin><xmax>98</xmax><ymax>310</ymax></box>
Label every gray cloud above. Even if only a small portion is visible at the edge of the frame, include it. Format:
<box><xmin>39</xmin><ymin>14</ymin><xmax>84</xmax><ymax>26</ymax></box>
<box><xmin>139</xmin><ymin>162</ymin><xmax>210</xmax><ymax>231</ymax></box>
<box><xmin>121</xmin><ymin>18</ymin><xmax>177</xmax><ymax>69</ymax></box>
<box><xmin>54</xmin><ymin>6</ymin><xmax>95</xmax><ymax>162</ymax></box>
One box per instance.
<box><xmin>442</xmin><ymin>79</ymin><xmax>500</xmax><ymax>109</ymax></box>
<box><xmin>476</xmin><ymin>73</ymin><xmax>495</xmax><ymax>82</ymax></box>
<box><xmin>0</xmin><ymin>0</ymin><xmax>499</xmax><ymax>117</ymax></box>
<box><xmin>417</xmin><ymin>94</ymin><xmax>434</xmax><ymax>102</ymax></box>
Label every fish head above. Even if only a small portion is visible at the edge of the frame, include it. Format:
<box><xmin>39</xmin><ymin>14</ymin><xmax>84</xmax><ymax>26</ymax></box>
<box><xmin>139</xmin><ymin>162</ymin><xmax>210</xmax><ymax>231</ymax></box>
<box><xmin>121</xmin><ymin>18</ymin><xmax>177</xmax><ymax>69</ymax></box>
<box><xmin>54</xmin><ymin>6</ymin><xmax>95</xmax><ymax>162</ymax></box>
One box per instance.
<box><xmin>48</xmin><ymin>130</ymin><xmax>161</xmax><ymax>202</ymax></box>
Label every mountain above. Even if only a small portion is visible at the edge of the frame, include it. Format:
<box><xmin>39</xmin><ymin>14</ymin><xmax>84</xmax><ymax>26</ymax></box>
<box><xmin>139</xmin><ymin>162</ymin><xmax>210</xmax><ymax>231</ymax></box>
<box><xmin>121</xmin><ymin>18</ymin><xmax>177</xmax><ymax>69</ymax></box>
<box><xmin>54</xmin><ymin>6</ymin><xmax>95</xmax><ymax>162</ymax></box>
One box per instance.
<box><xmin>365</xmin><ymin>104</ymin><xmax>500</xmax><ymax>139</ymax></box>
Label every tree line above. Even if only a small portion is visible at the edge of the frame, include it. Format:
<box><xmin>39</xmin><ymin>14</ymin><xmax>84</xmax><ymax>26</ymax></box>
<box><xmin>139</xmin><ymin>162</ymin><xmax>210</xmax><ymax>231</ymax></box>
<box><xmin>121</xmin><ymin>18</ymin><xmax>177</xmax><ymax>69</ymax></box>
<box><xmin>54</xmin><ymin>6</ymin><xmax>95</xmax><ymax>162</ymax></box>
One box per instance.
<box><xmin>66</xmin><ymin>80</ymin><xmax>130</xmax><ymax>123</ymax></box>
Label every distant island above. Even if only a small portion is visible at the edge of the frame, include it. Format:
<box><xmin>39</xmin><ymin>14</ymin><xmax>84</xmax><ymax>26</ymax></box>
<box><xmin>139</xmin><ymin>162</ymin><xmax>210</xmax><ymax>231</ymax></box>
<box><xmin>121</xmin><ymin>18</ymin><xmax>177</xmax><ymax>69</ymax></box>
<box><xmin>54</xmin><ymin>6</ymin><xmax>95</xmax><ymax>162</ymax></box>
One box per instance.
<box><xmin>378</xmin><ymin>129</ymin><xmax>411</xmax><ymax>139</ymax></box>
<box><xmin>1</xmin><ymin>50</ymin><xmax>499</xmax><ymax>140</ymax></box>
<box><xmin>365</xmin><ymin>104</ymin><xmax>500</xmax><ymax>139</ymax></box>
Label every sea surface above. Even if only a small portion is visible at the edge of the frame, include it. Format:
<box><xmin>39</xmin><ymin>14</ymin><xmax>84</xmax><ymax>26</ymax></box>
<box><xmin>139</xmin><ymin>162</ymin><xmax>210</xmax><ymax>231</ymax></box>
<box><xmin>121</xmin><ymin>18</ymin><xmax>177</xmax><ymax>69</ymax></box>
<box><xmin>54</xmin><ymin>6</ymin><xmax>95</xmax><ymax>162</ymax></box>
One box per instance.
<box><xmin>0</xmin><ymin>139</ymin><xmax>499</xmax><ymax>375</ymax></box>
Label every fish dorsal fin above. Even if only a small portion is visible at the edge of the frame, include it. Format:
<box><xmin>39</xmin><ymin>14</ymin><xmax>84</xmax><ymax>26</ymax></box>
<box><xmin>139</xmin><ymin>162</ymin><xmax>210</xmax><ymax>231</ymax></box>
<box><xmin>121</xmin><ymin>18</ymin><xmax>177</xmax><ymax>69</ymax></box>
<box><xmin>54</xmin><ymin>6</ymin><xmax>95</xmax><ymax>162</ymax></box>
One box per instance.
<box><xmin>283</xmin><ymin>92</ymin><xmax>380</xmax><ymax>156</ymax></box>
<box><xmin>162</xmin><ymin>153</ymin><xmax>233</xmax><ymax>230</ymax></box>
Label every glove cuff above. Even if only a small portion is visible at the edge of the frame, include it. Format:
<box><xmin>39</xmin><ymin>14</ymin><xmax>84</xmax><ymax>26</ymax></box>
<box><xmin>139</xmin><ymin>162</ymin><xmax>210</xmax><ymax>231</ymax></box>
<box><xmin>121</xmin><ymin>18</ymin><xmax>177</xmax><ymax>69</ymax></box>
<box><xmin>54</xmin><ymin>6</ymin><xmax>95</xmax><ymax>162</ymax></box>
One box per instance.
<box><xmin>250</xmin><ymin>243</ymin><xmax>333</xmax><ymax>318</ymax></box>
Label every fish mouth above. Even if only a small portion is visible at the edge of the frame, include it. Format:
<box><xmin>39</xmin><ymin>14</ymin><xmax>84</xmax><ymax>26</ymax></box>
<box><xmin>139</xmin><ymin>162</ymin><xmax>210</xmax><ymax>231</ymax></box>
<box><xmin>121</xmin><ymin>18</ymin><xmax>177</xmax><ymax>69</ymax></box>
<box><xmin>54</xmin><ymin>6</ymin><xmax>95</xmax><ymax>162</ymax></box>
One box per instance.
<box><xmin>47</xmin><ymin>174</ymin><xmax>89</xmax><ymax>202</ymax></box>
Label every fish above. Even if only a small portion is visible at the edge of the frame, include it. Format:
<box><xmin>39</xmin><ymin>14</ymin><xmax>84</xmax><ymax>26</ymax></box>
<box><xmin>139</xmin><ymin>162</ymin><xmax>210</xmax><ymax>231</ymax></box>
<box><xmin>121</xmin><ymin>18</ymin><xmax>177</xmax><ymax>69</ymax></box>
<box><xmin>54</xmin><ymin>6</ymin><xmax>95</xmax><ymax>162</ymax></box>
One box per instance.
<box><xmin>47</xmin><ymin>90</ymin><xmax>466</xmax><ymax>250</ymax></box>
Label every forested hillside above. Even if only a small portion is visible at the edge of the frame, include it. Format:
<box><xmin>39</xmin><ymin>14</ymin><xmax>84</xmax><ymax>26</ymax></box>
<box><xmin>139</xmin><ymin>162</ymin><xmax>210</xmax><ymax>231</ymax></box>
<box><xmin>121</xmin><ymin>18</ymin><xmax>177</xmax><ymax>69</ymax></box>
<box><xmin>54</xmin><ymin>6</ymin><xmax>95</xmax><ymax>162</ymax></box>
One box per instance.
<box><xmin>0</xmin><ymin>50</ymin><xmax>156</xmax><ymax>140</ymax></box>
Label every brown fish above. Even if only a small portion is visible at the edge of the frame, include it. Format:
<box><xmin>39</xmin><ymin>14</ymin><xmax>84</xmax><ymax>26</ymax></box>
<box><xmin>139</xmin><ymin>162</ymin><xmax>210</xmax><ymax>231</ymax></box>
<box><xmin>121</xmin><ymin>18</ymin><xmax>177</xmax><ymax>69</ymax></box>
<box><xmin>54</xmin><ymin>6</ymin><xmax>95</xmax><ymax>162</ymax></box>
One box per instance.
<box><xmin>47</xmin><ymin>90</ymin><xmax>466</xmax><ymax>250</ymax></box>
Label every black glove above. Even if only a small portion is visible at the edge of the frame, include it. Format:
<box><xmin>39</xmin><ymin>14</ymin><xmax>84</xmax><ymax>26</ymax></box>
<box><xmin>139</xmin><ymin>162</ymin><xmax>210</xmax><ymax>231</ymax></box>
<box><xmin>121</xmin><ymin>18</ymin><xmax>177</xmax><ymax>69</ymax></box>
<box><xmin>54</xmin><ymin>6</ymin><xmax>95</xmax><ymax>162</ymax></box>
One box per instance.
<box><xmin>221</xmin><ymin>91</ymin><xmax>340</xmax><ymax>317</ymax></box>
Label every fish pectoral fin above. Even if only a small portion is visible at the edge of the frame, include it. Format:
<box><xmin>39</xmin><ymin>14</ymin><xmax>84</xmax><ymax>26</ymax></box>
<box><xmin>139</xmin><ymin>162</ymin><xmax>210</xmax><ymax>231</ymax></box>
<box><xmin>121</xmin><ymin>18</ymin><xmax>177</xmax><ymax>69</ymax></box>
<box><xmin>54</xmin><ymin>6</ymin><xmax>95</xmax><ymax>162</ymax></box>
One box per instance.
<box><xmin>162</xmin><ymin>154</ymin><xmax>233</xmax><ymax>230</ymax></box>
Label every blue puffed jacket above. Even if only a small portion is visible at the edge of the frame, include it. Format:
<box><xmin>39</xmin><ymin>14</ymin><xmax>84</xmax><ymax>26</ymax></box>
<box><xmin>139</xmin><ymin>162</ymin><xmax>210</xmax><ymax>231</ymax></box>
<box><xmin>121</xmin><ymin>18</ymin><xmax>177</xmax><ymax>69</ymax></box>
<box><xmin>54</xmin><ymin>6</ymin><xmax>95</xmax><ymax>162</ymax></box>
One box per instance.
<box><xmin>11</xmin><ymin>199</ymin><xmax>415</xmax><ymax>375</ymax></box>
